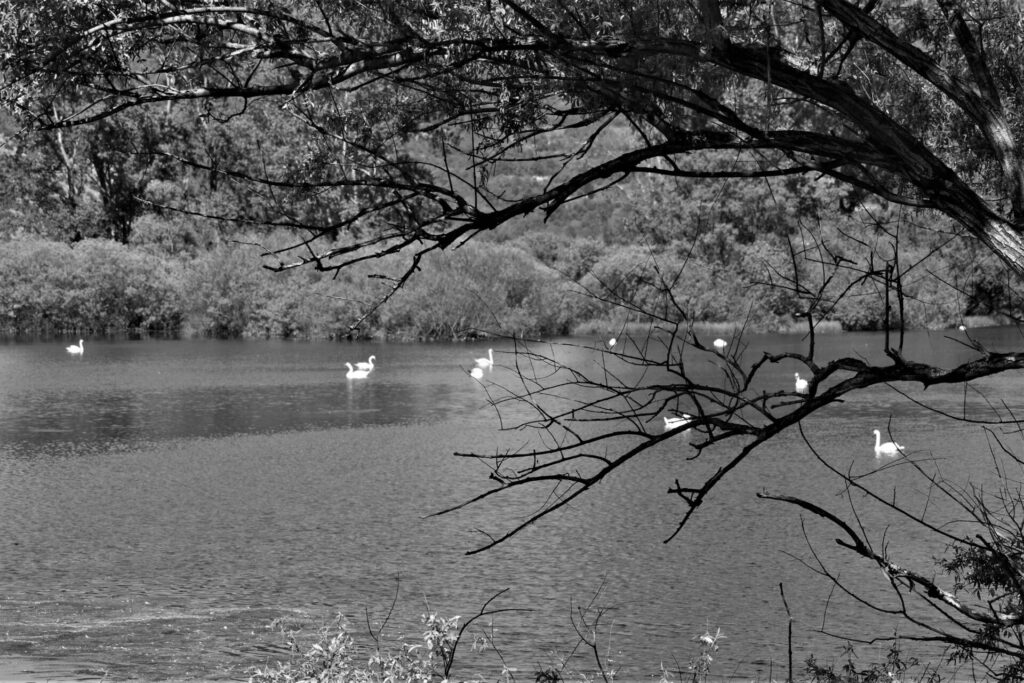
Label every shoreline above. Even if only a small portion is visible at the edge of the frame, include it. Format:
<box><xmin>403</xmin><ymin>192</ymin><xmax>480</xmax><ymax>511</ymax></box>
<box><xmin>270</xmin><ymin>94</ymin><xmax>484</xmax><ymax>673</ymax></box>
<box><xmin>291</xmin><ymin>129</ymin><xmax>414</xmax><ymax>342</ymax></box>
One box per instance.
<box><xmin>0</xmin><ymin>657</ymin><xmax>235</xmax><ymax>683</ymax></box>
<box><xmin>0</xmin><ymin>657</ymin><xmax>108</xmax><ymax>683</ymax></box>
<box><xmin>0</xmin><ymin>313</ymin><xmax>1009</xmax><ymax>344</ymax></box>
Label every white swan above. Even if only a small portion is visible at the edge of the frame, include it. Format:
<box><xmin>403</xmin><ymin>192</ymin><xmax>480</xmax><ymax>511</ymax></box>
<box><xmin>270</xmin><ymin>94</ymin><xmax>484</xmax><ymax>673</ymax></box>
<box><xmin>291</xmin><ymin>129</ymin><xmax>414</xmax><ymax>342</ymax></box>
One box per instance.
<box><xmin>345</xmin><ymin>362</ymin><xmax>370</xmax><ymax>379</ymax></box>
<box><xmin>873</xmin><ymin>429</ymin><xmax>905</xmax><ymax>458</ymax></box>
<box><xmin>713</xmin><ymin>338</ymin><xmax>728</xmax><ymax>351</ymax></box>
<box><xmin>607</xmin><ymin>337</ymin><xmax>617</xmax><ymax>348</ymax></box>
<box><xmin>470</xmin><ymin>367</ymin><xmax>484</xmax><ymax>380</ymax></box>
<box><xmin>354</xmin><ymin>355</ymin><xmax>376</xmax><ymax>372</ymax></box>
<box><xmin>664</xmin><ymin>414</ymin><xmax>693</xmax><ymax>432</ymax></box>
<box><xmin>474</xmin><ymin>348</ymin><xmax>494</xmax><ymax>370</ymax></box>
<box><xmin>66</xmin><ymin>339</ymin><xmax>84</xmax><ymax>355</ymax></box>
<box><xmin>794</xmin><ymin>372</ymin><xmax>809</xmax><ymax>394</ymax></box>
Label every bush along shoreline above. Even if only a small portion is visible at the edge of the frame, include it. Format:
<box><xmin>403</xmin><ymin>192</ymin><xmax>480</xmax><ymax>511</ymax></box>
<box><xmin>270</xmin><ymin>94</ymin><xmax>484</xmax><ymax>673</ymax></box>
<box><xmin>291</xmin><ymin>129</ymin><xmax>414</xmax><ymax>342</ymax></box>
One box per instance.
<box><xmin>0</xmin><ymin>232</ymin><xmax>1010</xmax><ymax>341</ymax></box>
<box><xmin>248</xmin><ymin>606</ymin><xmax>948</xmax><ymax>683</ymax></box>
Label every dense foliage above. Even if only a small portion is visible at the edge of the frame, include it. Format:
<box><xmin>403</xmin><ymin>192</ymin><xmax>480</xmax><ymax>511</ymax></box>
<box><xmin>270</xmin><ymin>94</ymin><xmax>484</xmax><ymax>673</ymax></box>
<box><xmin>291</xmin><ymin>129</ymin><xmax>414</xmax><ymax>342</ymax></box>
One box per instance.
<box><xmin>3</xmin><ymin>187</ymin><xmax>1020</xmax><ymax>338</ymax></box>
<box><xmin>2</xmin><ymin>98</ymin><xmax>1022</xmax><ymax>338</ymax></box>
<box><xmin>4</xmin><ymin>1</ymin><xmax>1024</xmax><ymax>337</ymax></box>
<box><xmin>0</xmin><ymin>236</ymin><xmax>184</xmax><ymax>332</ymax></box>
<box><xmin>6</xmin><ymin>0</ymin><xmax>1024</xmax><ymax>281</ymax></box>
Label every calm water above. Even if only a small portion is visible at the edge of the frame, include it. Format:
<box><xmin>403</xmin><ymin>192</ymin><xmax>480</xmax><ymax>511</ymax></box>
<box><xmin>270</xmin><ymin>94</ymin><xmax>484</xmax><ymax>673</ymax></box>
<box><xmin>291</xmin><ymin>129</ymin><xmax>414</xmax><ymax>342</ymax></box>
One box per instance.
<box><xmin>1</xmin><ymin>330</ymin><xmax>1023</xmax><ymax>681</ymax></box>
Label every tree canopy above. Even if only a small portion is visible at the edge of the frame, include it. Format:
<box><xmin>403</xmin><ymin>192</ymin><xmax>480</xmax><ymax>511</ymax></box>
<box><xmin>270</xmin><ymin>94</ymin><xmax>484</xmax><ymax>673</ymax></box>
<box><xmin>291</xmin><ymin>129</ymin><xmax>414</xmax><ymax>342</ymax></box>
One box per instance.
<box><xmin>5</xmin><ymin>1</ymin><xmax>1024</xmax><ymax>289</ymax></box>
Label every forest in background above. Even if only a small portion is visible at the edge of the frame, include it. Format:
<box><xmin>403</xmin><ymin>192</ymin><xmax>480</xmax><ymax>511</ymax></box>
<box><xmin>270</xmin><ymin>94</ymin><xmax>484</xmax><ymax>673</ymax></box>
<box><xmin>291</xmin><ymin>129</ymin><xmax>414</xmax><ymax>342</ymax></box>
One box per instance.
<box><xmin>1</xmin><ymin>104</ymin><xmax>1021</xmax><ymax>339</ymax></box>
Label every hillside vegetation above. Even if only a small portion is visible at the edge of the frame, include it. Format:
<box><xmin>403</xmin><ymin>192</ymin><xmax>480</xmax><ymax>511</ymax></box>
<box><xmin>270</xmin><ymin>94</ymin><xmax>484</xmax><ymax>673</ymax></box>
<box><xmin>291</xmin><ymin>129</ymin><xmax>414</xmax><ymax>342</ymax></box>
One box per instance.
<box><xmin>1</xmin><ymin>108</ymin><xmax>1019</xmax><ymax>338</ymax></box>
<box><xmin>1</xmin><ymin>204</ymin><xmax>1017</xmax><ymax>339</ymax></box>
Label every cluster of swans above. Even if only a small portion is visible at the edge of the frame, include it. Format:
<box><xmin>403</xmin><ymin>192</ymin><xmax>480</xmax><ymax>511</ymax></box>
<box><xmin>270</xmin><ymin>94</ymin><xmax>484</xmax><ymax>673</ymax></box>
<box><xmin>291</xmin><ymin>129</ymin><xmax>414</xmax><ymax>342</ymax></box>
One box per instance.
<box><xmin>344</xmin><ymin>350</ymin><xmax>495</xmax><ymax>381</ymax></box>
<box><xmin>62</xmin><ymin>341</ymin><xmax>492</xmax><ymax>381</ymax></box>
<box><xmin>345</xmin><ymin>355</ymin><xmax>375</xmax><ymax>379</ymax></box>
<box><xmin>64</xmin><ymin>338</ymin><xmax>905</xmax><ymax>458</ymax></box>
<box><xmin>608</xmin><ymin>336</ymin><xmax>726</xmax><ymax>352</ymax></box>
<box><xmin>664</xmin><ymin>413</ymin><xmax>907</xmax><ymax>458</ymax></box>
<box><xmin>469</xmin><ymin>348</ymin><xmax>494</xmax><ymax>380</ymax></box>
<box><xmin>349</xmin><ymin>345</ymin><xmax>904</xmax><ymax>458</ymax></box>
<box><xmin>61</xmin><ymin>342</ymin><xmax>490</xmax><ymax>381</ymax></box>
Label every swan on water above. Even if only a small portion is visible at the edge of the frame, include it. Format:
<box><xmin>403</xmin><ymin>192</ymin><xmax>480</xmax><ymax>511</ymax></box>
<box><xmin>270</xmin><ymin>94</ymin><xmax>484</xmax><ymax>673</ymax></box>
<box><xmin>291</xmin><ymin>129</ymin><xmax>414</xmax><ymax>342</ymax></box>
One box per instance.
<box><xmin>873</xmin><ymin>429</ymin><xmax>905</xmax><ymax>458</ymax></box>
<box><xmin>345</xmin><ymin>362</ymin><xmax>370</xmax><ymax>379</ymax></box>
<box><xmin>354</xmin><ymin>355</ymin><xmax>376</xmax><ymax>372</ymax></box>
<box><xmin>607</xmin><ymin>337</ymin><xmax>617</xmax><ymax>348</ymax></box>
<box><xmin>794</xmin><ymin>372</ymin><xmax>809</xmax><ymax>394</ymax></box>
<box><xmin>664</xmin><ymin>414</ymin><xmax>693</xmax><ymax>432</ymax></box>
<box><xmin>474</xmin><ymin>348</ymin><xmax>494</xmax><ymax>369</ymax></box>
<box><xmin>66</xmin><ymin>339</ymin><xmax>84</xmax><ymax>355</ymax></box>
<box><xmin>713</xmin><ymin>338</ymin><xmax>728</xmax><ymax>351</ymax></box>
<box><xmin>470</xmin><ymin>367</ymin><xmax>484</xmax><ymax>380</ymax></box>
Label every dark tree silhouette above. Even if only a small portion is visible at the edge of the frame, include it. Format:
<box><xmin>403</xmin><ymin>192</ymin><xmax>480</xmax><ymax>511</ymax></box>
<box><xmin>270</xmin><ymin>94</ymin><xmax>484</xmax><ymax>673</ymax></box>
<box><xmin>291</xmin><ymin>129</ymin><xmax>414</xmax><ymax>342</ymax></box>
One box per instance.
<box><xmin>5</xmin><ymin>1</ymin><xmax>1024</xmax><ymax>282</ymax></box>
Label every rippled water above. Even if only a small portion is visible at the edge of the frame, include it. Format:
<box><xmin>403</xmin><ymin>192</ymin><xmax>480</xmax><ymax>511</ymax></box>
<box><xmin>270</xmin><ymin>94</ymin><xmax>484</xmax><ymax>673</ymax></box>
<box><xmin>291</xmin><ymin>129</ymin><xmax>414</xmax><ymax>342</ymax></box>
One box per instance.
<box><xmin>1</xmin><ymin>331</ymin><xmax>1022</xmax><ymax>681</ymax></box>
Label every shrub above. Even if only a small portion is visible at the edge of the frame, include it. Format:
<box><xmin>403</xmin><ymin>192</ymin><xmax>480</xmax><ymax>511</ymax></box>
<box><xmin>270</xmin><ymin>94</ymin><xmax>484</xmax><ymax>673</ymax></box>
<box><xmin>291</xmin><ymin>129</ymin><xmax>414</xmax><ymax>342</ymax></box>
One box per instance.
<box><xmin>382</xmin><ymin>241</ymin><xmax>571</xmax><ymax>339</ymax></box>
<box><xmin>69</xmin><ymin>239</ymin><xmax>186</xmax><ymax>330</ymax></box>
<box><xmin>0</xmin><ymin>236</ymin><xmax>184</xmax><ymax>332</ymax></box>
<box><xmin>0</xmin><ymin>236</ymin><xmax>75</xmax><ymax>329</ymax></box>
<box><xmin>805</xmin><ymin>641</ymin><xmax>941</xmax><ymax>683</ymax></box>
<box><xmin>181</xmin><ymin>243</ymin><xmax>263</xmax><ymax>337</ymax></box>
<box><xmin>249</xmin><ymin>612</ymin><xmax>476</xmax><ymax>683</ymax></box>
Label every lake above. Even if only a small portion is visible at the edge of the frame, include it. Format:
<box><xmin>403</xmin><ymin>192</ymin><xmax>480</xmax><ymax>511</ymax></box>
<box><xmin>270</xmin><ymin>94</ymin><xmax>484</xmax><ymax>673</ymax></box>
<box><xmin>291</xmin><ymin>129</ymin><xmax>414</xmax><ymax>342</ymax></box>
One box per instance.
<box><xmin>1</xmin><ymin>329</ymin><xmax>1022</xmax><ymax>681</ymax></box>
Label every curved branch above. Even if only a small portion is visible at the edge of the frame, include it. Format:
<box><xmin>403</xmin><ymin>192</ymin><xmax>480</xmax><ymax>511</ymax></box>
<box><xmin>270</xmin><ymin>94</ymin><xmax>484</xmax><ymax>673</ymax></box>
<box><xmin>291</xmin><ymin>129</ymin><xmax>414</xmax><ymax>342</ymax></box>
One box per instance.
<box><xmin>759</xmin><ymin>492</ymin><xmax>1024</xmax><ymax>628</ymax></box>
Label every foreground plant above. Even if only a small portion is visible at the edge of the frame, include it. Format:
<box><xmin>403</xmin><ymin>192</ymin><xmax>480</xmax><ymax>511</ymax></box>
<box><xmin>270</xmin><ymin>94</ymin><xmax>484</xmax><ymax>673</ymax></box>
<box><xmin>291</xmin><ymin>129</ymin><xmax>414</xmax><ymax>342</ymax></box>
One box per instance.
<box><xmin>250</xmin><ymin>591</ymin><xmax>741</xmax><ymax>683</ymax></box>
<box><xmin>805</xmin><ymin>640</ymin><xmax>942</xmax><ymax>683</ymax></box>
<box><xmin>249</xmin><ymin>612</ymin><xmax>476</xmax><ymax>683</ymax></box>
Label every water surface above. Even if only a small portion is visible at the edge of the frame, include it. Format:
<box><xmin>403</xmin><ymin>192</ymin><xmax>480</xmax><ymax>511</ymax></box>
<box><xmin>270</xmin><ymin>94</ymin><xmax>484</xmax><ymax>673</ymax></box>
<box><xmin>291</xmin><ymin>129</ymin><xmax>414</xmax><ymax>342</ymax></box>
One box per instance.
<box><xmin>1</xmin><ymin>330</ymin><xmax>1021</xmax><ymax>681</ymax></box>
